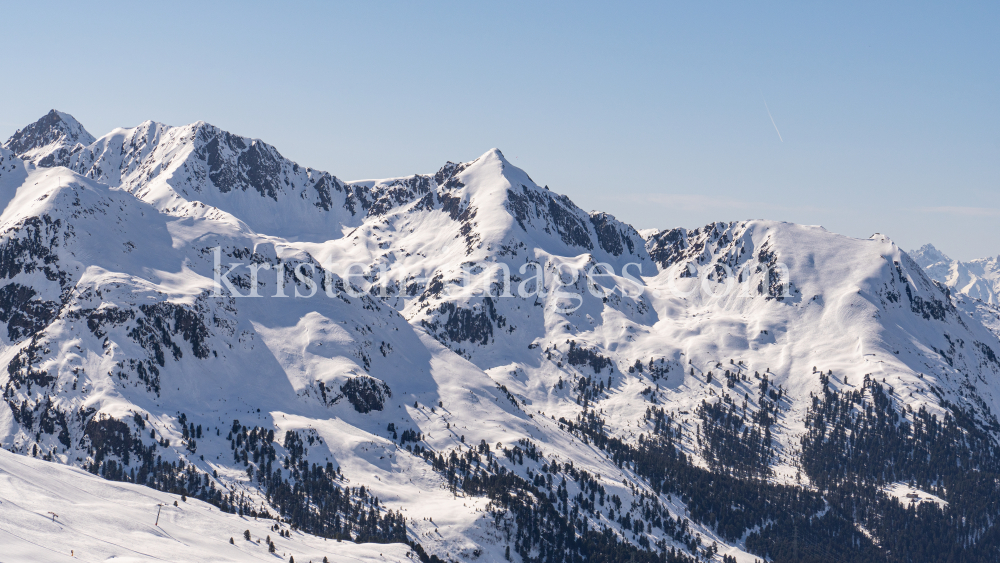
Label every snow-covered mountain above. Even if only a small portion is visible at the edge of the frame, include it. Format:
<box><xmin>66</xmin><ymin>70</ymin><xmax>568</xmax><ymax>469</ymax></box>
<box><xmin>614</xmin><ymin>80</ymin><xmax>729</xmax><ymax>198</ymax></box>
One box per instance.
<box><xmin>3</xmin><ymin>110</ymin><xmax>95</xmax><ymax>168</ymax></box>
<box><xmin>910</xmin><ymin>243</ymin><xmax>1000</xmax><ymax>305</ymax></box>
<box><xmin>3</xmin><ymin>110</ymin><xmax>1000</xmax><ymax>562</ymax></box>
<box><xmin>17</xmin><ymin>116</ymin><xmax>374</xmax><ymax>241</ymax></box>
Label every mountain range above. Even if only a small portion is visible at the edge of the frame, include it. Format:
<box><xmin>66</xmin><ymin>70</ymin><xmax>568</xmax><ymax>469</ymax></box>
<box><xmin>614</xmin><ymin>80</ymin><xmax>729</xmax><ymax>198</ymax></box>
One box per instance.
<box><xmin>909</xmin><ymin>243</ymin><xmax>1000</xmax><ymax>305</ymax></box>
<box><xmin>2</xmin><ymin>109</ymin><xmax>1000</xmax><ymax>563</ymax></box>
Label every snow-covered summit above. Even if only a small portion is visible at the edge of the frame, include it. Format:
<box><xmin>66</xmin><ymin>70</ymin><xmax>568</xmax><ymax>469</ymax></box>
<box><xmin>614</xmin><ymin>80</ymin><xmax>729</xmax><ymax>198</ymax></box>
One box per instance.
<box><xmin>7</xmin><ymin>112</ymin><xmax>379</xmax><ymax>240</ymax></box>
<box><xmin>910</xmin><ymin>243</ymin><xmax>952</xmax><ymax>269</ymax></box>
<box><xmin>909</xmin><ymin>243</ymin><xmax>953</xmax><ymax>281</ymax></box>
<box><xmin>3</xmin><ymin>109</ymin><xmax>95</xmax><ymax>168</ymax></box>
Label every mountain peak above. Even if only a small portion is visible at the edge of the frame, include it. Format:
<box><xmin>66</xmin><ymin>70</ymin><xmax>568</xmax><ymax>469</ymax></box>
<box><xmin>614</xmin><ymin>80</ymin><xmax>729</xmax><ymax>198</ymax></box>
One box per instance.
<box><xmin>481</xmin><ymin>147</ymin><xmax>506</xmax><ymax>162</ymax></box>
<box><xmin>458</xmin><ymin>148</ymin><xmax>511</xmax><ymax>180</ymax></box>
<box><xmin>3</xmin><ymin>109</ymin><xmax>95</xmax><ymax>167</ymax></box>
<box><xmin>909</xmin><ymin>243</ymin><xmax>952</xmax><ymax>269</ymax></box>
<box><xmin>460</xmin><ymin>147</ymin><xmax>542</xmax><ymax>192</ymax></box>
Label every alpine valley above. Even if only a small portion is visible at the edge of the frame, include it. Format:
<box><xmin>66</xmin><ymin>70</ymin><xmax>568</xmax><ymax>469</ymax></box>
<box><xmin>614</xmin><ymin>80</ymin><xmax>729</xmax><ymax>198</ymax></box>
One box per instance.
<box><xmin>2</xmin><ymin>110</ymin><xmax>1000</xmax><ymax>563</ymax></box>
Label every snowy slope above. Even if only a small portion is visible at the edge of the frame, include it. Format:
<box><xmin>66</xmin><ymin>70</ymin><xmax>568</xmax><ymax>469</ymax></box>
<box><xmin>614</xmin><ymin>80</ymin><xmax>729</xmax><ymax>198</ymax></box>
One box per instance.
<box><xmin>3</xmin><ymin>110</ymin><xmax>1000</xmax><ymax>562</ymax></box>
<box><xmin>0</xmin><ymin>448</ymin><xmax>411</xmax><ymax>563</ymax></box>
<box><xmin>634</xmin><ymin>224</ymin><xmax>1000</xmax><ymax>478</ymax></box>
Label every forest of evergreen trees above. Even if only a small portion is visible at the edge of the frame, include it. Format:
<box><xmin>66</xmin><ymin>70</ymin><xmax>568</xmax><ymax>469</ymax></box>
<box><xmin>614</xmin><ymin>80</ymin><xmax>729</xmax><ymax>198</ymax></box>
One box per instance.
<box><xmin>80</xmin><ymin>415</ymin><xmax>406</xmax><ymax>547</ymax></box>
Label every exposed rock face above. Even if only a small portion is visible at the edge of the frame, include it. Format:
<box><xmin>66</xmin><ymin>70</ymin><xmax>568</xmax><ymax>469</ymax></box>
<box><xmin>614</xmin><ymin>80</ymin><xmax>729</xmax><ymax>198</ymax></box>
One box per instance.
<box><xmin>3</xmin><ymin>109</ymin><xmax>95</xmax><ymax>167</ymax></box>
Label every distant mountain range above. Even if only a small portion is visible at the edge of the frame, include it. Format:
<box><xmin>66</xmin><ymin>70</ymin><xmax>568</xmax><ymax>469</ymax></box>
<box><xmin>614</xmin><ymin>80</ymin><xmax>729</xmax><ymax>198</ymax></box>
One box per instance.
<box><xmin>909</xmin><ymin>243</ymin><xmax>1000</xmax><ymax>305</ymax></box>
<box><xmin>2</xmin><ymin>110</ymin><xmax>1000</xmax><ymax>562</ymax></box>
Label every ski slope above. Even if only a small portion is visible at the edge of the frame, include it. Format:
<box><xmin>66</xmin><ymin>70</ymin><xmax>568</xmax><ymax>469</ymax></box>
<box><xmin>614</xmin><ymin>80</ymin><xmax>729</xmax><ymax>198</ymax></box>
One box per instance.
<box><xmin>0</xmin><ymin>449</ymin><xmax>410</xmax><ymax>563</ymax></box>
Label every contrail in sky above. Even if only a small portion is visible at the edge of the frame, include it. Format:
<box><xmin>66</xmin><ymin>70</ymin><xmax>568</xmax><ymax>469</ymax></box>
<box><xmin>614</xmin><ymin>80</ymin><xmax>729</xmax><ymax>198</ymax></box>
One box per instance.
<box><xmin>761</xmin><ymin>95</ymin><xmax>783</xmax><ymax>142</ymax></box>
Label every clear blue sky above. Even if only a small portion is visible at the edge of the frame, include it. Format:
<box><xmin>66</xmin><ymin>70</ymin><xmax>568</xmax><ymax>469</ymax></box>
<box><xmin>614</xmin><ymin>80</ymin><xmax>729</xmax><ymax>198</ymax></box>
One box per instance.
<box><xmin>2</xmin><ymin>1</ymin><xmax>997</xmax><ymax>260</ymax></box>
